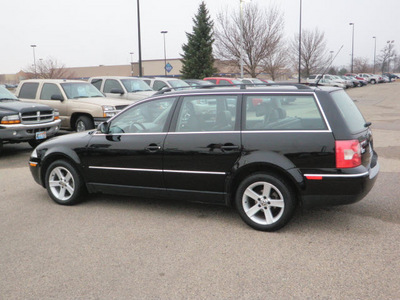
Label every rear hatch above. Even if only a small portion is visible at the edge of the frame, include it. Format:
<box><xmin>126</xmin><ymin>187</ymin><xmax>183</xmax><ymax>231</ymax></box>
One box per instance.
<box><xmin>330</xmin><ymin>90</ymin><xmax>377</xmax><ymax>169</ymax></box>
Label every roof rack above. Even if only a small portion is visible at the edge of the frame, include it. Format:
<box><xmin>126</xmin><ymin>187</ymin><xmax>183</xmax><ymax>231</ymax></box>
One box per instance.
<box><xmin>153</xmin><ymin>82</ymin><xmax>312</xmax><ymax>95</ymax></box>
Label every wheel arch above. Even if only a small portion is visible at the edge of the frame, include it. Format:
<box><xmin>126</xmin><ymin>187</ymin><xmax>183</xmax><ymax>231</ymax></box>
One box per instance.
<box><xmin>40</xmin><ymin>150</ymin><xmax>83</xmax><ymax>188</ymax></box>
<box><xmin>227</xmin><ymin>162</ymin><xmax>303</xmax><ymax>207</ymax></box>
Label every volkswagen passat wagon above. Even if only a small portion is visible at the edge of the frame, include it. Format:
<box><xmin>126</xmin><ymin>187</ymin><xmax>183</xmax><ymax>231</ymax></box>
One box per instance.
<box><xmin>29</xmin><ymin>85</ymin><xmax>379</xmax><ymax>231</ymax></box>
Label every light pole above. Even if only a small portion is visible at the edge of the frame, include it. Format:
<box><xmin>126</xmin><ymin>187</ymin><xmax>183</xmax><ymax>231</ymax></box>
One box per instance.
<box><xmin>130</xmin><ymin>52</ymin><xmax>134</xmax><ymax>76</ymax></box>
<box><xmin>372</xmin><ymin>36</ymin><xmax>376</xmax><ymax>74</ymax></box>
<box><xmin>387</xmin><ymin>40</ymin><xmax>395</xmax><ymax>72</ymax></box>
<box><xmin>161</xmin><ymin>31</ymin><xmax>168</xmax><ymax>76</ymax></box>
<box><xmin>298</xmin><ymin>0</ymin><xmax>302</xmax><ymax>83</ymax></box>
<box><xmin>137</xmin><ymin>0</ymin><xmax>143</xmax><ymax>77</ymax></box>
<box><xmin>349</xmin><ymin>23</ymin><xmax>354</xmax><ymax>73</ymax></box>
<box><xmin>30</xmin><ymin>45</ymin><xmax>37</xmax><ymax>78</ymax></box>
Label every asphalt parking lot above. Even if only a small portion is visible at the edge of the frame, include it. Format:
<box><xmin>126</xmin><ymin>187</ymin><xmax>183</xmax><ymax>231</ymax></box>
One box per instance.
<box><xmin>1</xmin><ymin>83</ymin><xmax>399</xmax><ymax>299</ymax></box>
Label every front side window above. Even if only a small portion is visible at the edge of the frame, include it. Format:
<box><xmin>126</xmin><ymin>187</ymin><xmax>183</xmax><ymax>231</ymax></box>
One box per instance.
<box><xmin>18</xmin><ymin>82</ymin><xmax>39</xmax><ymax>99</ymax></box>
<box><xmin>108</xmin><ymin>97</ymin><xmax>176</xmax><ymax>134</ymax></box>
<box><xmin>153</xmin><ymin>80</ymin><xmax>168</xmax><ymax>91</ymax></box>
<box><xmin>61</xmin><ymin>83</ymin><xmax>104</xmax><ymax>99</ymax></box>
<box><xmin>104</xmin><ymin>79</ymin><xmax>123</xmax><ymax>93</ymax></box>
<box><xmin>121</xmin><ymin>79</ymin><xmax>152</xmax><ymax>92</ymax></box>
<box><xmin>40</xmin><ymin>83</ymin><xmax>62</xmax><ymax>100</ymax></box>
<box><xmin>245</xmin><ymin>94</ymin><xmax>327</xmax><ymax>131</ymax></box>
<box><xmin>176</xmin><ymin>95</ymin><xmax>237</xmax><ymax>132</ymax></box>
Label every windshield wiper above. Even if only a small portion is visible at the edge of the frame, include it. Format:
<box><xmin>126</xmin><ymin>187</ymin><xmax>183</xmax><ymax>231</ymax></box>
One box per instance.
<box><xmin>73</xmin><ymin>96</ymin><xmax>89</xmax><ymax>99</ymax></box>
<box><xmin>0</xmin><ymin>98</ymin><xmax>17</xmax><ymax>100</ymax></box>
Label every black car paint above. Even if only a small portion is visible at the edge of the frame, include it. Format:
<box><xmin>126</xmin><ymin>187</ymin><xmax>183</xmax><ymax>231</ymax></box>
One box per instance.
<box><xmin>30</xmin><ymin>87</ymin><xmax>378</xmax><ymax>209</ymax></box>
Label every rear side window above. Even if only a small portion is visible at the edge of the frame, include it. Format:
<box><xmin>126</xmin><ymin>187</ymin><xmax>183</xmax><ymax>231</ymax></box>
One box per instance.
<box><xmin>245</xmin><ymin>94</ymin><xmax>327</xmax><ymax>131</ymax></box>
<box><xmin>18</xmin><ymin>83</ymin><xmax>39</xmax><ymax>99</ymax></box>
<box><xmin>153</xmin><ymin>80</ymin><xmax>168</xmax><ymax>91</ymax></box>
<box><xmin>104</xmin><ymin>79</ymin><xmax>123</xmax><ymax>93</ymax></box>
<box><xmin>331</xmin><ymin>90</ymin><xmax>366</xmax><ymax>133</ymax></box>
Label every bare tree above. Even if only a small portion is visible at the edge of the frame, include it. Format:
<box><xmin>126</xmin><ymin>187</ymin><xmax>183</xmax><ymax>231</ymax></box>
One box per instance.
<box><xmin>378</xmin><ymin>42</ymin><xmax>397</xmax><ymax>73</ymax></box>
<box><xmin>23</xmin><ymin>57</ymin><xmax>75</xmax><ymax>79</ymax></box>
<box><xmin>262</xmin><ymin>46</ymin><xmax>288</xmax><ymax>80</ymax></box>
<box><xmin>290</xmin><ymin>28</ymin><xmax>329</xmax><ymax>78</ymax></box>
<box><xmin>214</xmin><ymin>4</ymin><xmax>285</xmax><ymax>78</ymax></box>
<box><xmin>353</xmin><ymin>57</ymin><xmax>371</xmax><ymax>73</ymax></box>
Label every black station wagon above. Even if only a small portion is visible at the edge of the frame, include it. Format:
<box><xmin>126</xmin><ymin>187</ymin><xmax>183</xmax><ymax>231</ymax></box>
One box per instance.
<box><xmin>29</xmin><ymin>85</ymin><xmax>379</xmax><ymax>231</ymax></box>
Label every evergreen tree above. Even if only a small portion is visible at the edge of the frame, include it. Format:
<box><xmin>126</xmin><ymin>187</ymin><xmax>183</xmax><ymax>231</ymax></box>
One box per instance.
<box><xmin>181</xmin><ymin>1</ymin><xmax>216</xmax><ymax>79</ymax></box>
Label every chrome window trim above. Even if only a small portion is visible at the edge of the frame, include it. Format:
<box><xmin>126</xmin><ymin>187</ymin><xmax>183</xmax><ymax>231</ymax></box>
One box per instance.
<box><xmin>304</xmin><ymin>172</ymin><xmax>369</xmax><ymax>178</ymax></box>
<box><xmin>89</xmin><ymin>166</ymin><xmax>226</xmax><ymax>175</ymax></box>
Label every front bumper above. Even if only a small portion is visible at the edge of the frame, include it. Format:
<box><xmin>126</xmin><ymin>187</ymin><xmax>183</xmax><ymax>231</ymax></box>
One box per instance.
<box><xmin>0</xmin><ymin>119</ymin><xmax>61</xmax><ymax>142</ymax></box>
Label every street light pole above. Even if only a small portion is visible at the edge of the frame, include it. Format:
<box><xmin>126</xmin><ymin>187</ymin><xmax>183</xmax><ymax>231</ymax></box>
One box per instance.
<box><xmin>30</xmin><ymin>45</ymin><xmax>37</xmax><ymax>78</ymax></box>
<box><xmin>161</xmin><ymin>31</ymin><xmax>168</xmax><ymax>76</ymax></box>
<box><xmin>372</xmin><ymin>36</ymin><xmax>376</xmax><ymax>74</ymax></box>
<box><xmin>298</xmin><ymin>0</ymin><xmax>302</xmax><ymax>83</ymax></box>
<box><xmin>137</xmin><ymin>0</ymin><xmax>143</xmax><ymax>77</ymax></box>
<box><xmin>240</xmin><ymin>0</ymin><xmax>244</xmax><ymax>78</ymax></box>
<box><xmin>130</xmin><ymin>52</ymin><xmax>134</xmax><ymax>76</ymax></box>
<box><xmin>349</xmin><ymin>23</ymin><xmax>355</xmax><ymax>73</ymax></box>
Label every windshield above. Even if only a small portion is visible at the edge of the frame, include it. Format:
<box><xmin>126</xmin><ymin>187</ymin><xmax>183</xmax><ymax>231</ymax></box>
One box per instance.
<box><xmin>252</xmin><ymin>79</ymin><xmax>265</xmax><ymax>84</ymax></box>
<box><xmin>232</xmin><ymin>79</ymin><xmax>243</xmax><ymax>84</ymax></box>
<box><xmin>121</xmin><ymin>79</ymin><xmax>153</xmax><ymax>92</ymax></box>
<box><xmin>168</xmin><ymin>80</ymin><xmax>190</xmax><ymax>88</ymax></box>
<box><xmin>0</xmin><ymin>86</ymin><xmax>18</xmax><ymax>100</ymax></box>
<box><xmin>61</xmin><ymin>82</ymin><xmax>104</xmax><ymax>99</ymax></box>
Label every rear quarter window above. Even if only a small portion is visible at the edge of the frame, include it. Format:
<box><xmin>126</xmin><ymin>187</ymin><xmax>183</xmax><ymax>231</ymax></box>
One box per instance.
<box><xmin>330</xmin><ymin>90</ymin><xmax>366</xmax><ymax>133</ymax></box>
<box><xmin>18</xmin><ymin>82</ymin><xmax>39</xmax><ymax>99</ymax></box>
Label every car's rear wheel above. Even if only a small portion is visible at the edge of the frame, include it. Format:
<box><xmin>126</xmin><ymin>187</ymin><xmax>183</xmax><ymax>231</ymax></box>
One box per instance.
<box><xmin>235</xmin><ymin>173</ymin><xmax>296</xmax><ymax>231</ymax></box>
<box><xmin>371</xmin><ymin>79</ymin><xmax>376</xmax><ymax>84</ymax></box>
<box><xmin>45</xmin><ymin>160</ymin><xmax>84</xmax><ymax>205</ymax></box>
<box><xmin>75</xmin><ymin>115</ymin><xmax>94</xmax><ymax>132</ymax></box>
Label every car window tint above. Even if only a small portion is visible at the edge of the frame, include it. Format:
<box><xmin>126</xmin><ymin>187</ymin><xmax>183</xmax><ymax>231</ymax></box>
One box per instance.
<box><xmin>40</xmin><ymin>83</ymin><xmax>62</xmax><ymax>100</ymax></box>
<box><xmin>176</xmin><ymin>95</ymin><xmax>237</xmax><ymax>132</ymax></box>
<box><xmin>245</xmin><ymin>94</ymin><xmax>327</xmax><ymax>131</ymax></box>
<box><xmin>91</xmin><ymin>79</ymin><xmax>102</xmax><ymax>90</ymax></box>
<box><xmin>104</xmin><ymin>79</ymin><xmax>123</xmax><ymax>93</ymax></box>
<box><xmin>18</xmin><ymin>82</ymin><xmax>39</xmax><ymax>99</ymax></box>
<box><xmin>153</xmin><ymin>80</ymin><xmax>168</xmax><ymax>91</ymax></box>
<box><xmin>109</xmin><ymin>97</ymin><xmax>176</xmax><ymax>134</ymax></box>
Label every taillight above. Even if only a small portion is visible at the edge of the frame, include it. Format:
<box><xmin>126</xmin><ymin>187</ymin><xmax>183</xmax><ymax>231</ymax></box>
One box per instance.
<box><xmin>336</xmin><ymin>140</ymin><xmax>361</xmax><ymax>168</ymax></box>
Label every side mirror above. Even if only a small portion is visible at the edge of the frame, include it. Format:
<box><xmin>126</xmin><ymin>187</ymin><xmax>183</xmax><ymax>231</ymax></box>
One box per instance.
<box><xmin>51</xmin><ymin>94</ymin><xmax>64</xmax><ymax>101</ymax></box>
<box><xmin>110</xmin><ymin>88</ymin><xmax>124</xmax><ymax>95</ymax></box>
<box><xmin>98</xmin><ymin>122</ymin><xmax>109</xmax><ymax>134</ymax></box>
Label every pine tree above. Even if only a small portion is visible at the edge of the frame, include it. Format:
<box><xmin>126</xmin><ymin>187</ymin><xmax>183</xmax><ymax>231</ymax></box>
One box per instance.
<box><xmin>180</xmin><ymin>1</ymin><xmax>217</xmax><ymax>79</ymax></box>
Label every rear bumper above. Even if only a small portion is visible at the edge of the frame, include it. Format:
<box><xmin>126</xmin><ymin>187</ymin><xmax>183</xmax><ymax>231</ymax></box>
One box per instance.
<box><xmin>301</xmin><ymin>162</ymin><xmax>380</xmax><ymax>208</ymax></box>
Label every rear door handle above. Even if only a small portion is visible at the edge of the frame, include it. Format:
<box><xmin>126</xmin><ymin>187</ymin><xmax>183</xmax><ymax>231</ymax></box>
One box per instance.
<box><xmin>146</xmin><ymin>143</ymin><xmax>162</xmax><ymax>152</ymax></box>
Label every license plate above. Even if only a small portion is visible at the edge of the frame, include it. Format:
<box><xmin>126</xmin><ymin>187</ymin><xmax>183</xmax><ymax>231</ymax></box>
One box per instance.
<box><xmin>36</xmin><ymin>131</ymin><xmax>47</xmax><ymax>140</ymax></box>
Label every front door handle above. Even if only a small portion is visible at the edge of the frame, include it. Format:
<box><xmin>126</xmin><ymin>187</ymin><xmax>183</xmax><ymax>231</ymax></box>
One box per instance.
<box><xmin>146</xmin><ymin>143</ymin><xmax>161</xmax><ymax>152</ymax></box>
<box><xmin>221</xmin><ymin>144</ymin><xmax>240</xmax><ymax>151</ymax></box>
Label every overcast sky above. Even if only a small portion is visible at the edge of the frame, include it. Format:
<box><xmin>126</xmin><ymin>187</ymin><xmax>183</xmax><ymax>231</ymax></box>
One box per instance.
<box><xmin>1</xmin><ymin>0</ymin><xmax>399</xmax><ymax>74</ymax></box>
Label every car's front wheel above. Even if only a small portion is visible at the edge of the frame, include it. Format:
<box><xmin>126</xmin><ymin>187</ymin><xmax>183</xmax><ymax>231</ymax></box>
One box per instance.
<box><xmin>75</xmin><ymin>115</ymin><xmax>94</xmax><ymax>132</ymax></box>
<box><xmin>235</xmin><ymin>173</ymin><xmax>296</xmax><ymax>231</ymax></box>
<box><xmin>45</xmin><ymin>160</ymin><xmax>84</xmax><ymax>205</ymax></box>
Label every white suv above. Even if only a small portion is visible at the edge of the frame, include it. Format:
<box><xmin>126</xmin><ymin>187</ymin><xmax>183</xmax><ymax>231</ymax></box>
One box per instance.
<box><xmin>141</xmin><ymin>77</ymin><xmax>190</xmax><ymax>91</ymax></box>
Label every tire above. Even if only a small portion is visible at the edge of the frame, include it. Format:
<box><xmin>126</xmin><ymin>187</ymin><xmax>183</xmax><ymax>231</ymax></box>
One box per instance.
<box><xmin>370</xmin><ymin>79</ymin><xmax>376</xmax><ymax>84</ymax></box>
<box><xmin>75</xmin><ymin>115</ymin><xmax>94</xmax><ymax>132</ymax></box>
<box><xmin>45</xmin><ymin>160</ymin><xmax>84</xmax><ymax>205</ymax></box>
<box><xmin>235</xmin><ymin>173</ymin><xmax>296</xmax><ymax>231</ymax></box>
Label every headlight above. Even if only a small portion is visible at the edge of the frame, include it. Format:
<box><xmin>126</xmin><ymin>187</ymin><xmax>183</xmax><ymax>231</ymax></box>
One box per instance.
<box><xmin>54</xmin><ymin>110</ymin><xmax>60</xmax><ymax>120</ymax></box>
<box><xmin>102</xmin><ymin>105</ymin><xmax>117</xmax><ymax>118</ymax></box>
<box><xmin>1</xmin><ymin>114</ymin><xmax>21</xmax><ymax>124</ymax></box>
<box><xmin>31</xmin><ymin>148</ymin><xmax>38</xmax><ymax>158</ymax></box>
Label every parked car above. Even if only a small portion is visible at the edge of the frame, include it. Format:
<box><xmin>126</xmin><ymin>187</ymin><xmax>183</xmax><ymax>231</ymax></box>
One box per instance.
<box><xmin>141</xmin><ymin>77</ymin><xmax>190</xmax><ymax>91</ymax></box>
<box><xmin>382</xmin><ymin>73</ymin><xmax>397</xmax><ymax>82</ymax></box>
<box><xmin>340</xmin><ymin>75</ymin><xmax>358</xmax><ymax>87</ymax></box>
<box><xmin>310</xmin><ymin>78</ymin><xmax>346</xmax><ymax>89</ymax></box>
<box><xmin>29</xmin><ymin>84</ymin><xmax>379</xmax><ymax>232</ymax></box>
<box><xmin>358</xmin><ymin>73</ymin><xmax>383</xmax><ymax>84</ymax></box>
<box><xmin>307</xmin><ymin>74</ymin><xmax>347</xmax><ymax>87</ymax></box>
<box><xmin>259</xmin><ymin>79</ymin><xmax>276</xmax><ymax>84</ymax></box>
<box><xmin>15</xmin><ymin>79</ymin><xmax>132</xmax><ymax>132</ymax></box>
<box><xmin>345</xmin><ymin>74</ymin><xmax>367</xmax><ymax>86</ymax></box>
<box><xmin>183</xmin><ymin>79</ymin><xmax>214</xmax><ymax>87</ymax></box>
<box><xmin>240</xmin><ymin>78</ymin><xmax>267</xmax><ymax>86</ymax></box>
<box><xmin>89</xmin><ymin>76</ymin><xmax>155</xmax><ymax>101</ymax></box>
<box><xmin>0</xmin><ymin>85</ymin><xmax>61</xmax><ymax>153</ymax></box>
<box><xmin>203</xmin><ymin>77</ymin><xmax>243</xmax><ymax>85</ymax></box>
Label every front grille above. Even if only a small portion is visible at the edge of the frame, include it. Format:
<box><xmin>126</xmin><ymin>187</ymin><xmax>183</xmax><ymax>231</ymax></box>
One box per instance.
<box><xmin>26</xmin><ymin>127</ymin><xmax>51</xmax><ymax>134</ymax></box>
<box><xmin>21</xmin><ymin>110</ymin><xmax>54</xmax><ymax>124</ymax></box>
<box><xmin>115</xmin><ymin>105</ymin><xmax>128</xmax><ymax>111</ymax></box>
